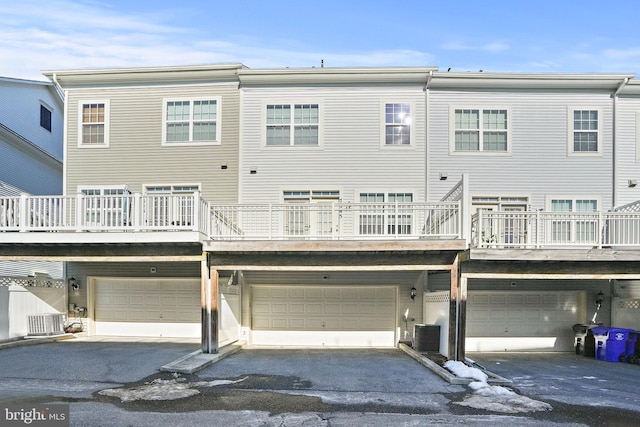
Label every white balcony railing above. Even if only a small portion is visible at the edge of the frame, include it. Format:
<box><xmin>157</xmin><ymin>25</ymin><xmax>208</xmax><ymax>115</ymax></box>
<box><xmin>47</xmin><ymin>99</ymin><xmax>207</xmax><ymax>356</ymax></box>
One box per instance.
<box><xmin>209</xmin><ymin>202</ymin><xmax>461</xmax><ymax>240</ymax></box>
<box><xmin>0</xmin><ymin>194</ymin><xmax>461</xmax><ymax>241</ymax></box>
<box><xmin>472</xmin><ymin>210</ymin><xmax>640</xmax><ymax>249</ymax></box>
<box><xmin>0</xmin><ymin>192</ymin><xmax>209</xmax><ymax>235</ymax></box>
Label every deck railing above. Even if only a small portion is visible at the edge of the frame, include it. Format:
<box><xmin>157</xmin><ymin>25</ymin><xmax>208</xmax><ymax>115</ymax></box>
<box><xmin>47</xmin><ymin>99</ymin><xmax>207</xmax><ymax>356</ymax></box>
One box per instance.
<box><xmin>5</xmin><ymin>192</ymin><xmax>640</xmax><ymax>248</ymax></box>
<box><xmin>209</xmin><ymin>202</ymin><xmax>461</xmax><ymax>240</ymax></box>
<box><xmin>472</xmin><ymin>210</ymin><xmax>640</xmax><ymax>249</ymax></box>
<box><xmin>0</xmin><ymin>193</ymin><xmax>209</xmax><ymax>234</ymax></box>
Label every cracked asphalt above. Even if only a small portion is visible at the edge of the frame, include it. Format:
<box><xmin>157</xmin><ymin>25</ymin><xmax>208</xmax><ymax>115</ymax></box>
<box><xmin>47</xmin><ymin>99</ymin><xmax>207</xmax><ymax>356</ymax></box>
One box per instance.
<box><xmin>1</xmin><ymin>338</ymin><xmax>640</xmax><ymax>426</ymax></box>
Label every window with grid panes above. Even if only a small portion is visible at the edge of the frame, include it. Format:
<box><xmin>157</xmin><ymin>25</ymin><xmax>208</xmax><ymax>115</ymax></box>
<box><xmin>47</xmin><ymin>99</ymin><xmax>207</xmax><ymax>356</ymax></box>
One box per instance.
<box><xmin>385</xmin><ymin>103</ymin><xmax>411</xmax><ymax>145</ymax></box>
<box><xmin>80</xmin><ymin>102</ymin><xmax>107</xmax><ymax>145</ymax></box>
<box><xmin>164</xmin><ymin>99</ymin><xmax>219</xmax><ymax>144</ymax></box>
<box><xmin>454</xmin><ymin>109</ymin><xmax>508</xmax><ymax>152</ymax></box>
<box><xmin>266</xmin><ymin>104</ymin><xmax>318</xmax><ymax>146</ymax></box>
<box><xmin>572</xmin><ymin>110</ymin><xmax>599</xmax><ymax>152</ymax></box>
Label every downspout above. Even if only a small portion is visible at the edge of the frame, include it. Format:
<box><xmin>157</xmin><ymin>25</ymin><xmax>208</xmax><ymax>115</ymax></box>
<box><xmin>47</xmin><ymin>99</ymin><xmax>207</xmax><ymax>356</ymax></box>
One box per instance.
<box><xmin>424</xmin><ymin>70</ymin><xmax>433</xmax><ymax>203</ymax></box>
<box><xmin>612</xmin><ymin>77</ymin><xmax>629</xmax><ymax>209</ymax></box>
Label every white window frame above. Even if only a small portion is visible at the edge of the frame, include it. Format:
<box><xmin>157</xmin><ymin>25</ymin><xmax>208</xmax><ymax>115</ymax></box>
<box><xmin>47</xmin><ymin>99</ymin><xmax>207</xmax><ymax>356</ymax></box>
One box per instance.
<box><xmin>77</xmin><ymin>186</ymin><xmax>128</xmax><ymax>226</ymax></box>
<box><xmin>281</xmin><ymin>190</ymin><xmax>340</xmax><ymax>237</ymax></box>
<box><xmin>263</xmin><ymin>102</ymin><xmax>322</xmax><ymax>148</ymax></box>
<box><xmin>449</xmin><ymin>106</ymin><xmax>511</xmax><ymax>155</ymax></box>
<box><xmin>356</xmin><ymin>190</ymin><xmax>416</xmax><ymax>236</ymax></box>
<box><xmin>78</xmin><ymin>100</ymin><xmax>110</xmax><ymax>148</ymax></box>
<box><xmin>472</xmin><ymin>196</ymin><xmax>530</xmax><ymax>246</ymax></box>
<box><xmin>380</xmin><ymin>102</ymin><xmax>414</xmax><ymax>148</ymax></box>
<box><xmin>545</xmin><ymin>195</ymin><xmax>601</xmax><ymax>244</ymax></box>
<box><xmin>143</xmin><ymin>184</ymin><xmax>202</xmax><ymax>227</ymax></box>
<box><xmin>567</xmin><ymin>107</ymin><xmax>602</xmax><ymax>156</ymax></box>
<box><xmin>162</xmin><ymin>97</ymin><xmax>221</xmax><ymax>146</ymax></box>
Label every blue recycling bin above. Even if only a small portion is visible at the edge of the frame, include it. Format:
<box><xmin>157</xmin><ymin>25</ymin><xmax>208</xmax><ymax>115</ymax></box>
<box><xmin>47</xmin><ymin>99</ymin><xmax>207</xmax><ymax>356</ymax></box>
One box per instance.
<box><xmin>605</xmin><ymin>328</ymin><xmax>634</xmax><ymax>362</ymax></box>
<box><xmin>592</xmin><ymin>326</ymin><xmax>610</xmax><ymax>361</ymax></box>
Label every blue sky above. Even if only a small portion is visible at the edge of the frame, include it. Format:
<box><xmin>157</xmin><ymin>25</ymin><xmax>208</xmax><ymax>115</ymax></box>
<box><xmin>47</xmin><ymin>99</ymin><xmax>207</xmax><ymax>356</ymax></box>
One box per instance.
<box><xmin>2</xmin><ymin>0</ymin><xmax>640</xmax><ymax>81</ymax></box>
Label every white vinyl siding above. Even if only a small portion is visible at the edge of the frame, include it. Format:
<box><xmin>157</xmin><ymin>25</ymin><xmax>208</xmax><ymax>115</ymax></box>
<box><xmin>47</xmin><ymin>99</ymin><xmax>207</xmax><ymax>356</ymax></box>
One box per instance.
<box><xmin>266</xmin><ymin>103</ymin><xmax>319</xmax><ymax>146</ymax></box>
<box><xmin>568</xmin><ymin>107</ymin><xmax>602</xmax><ymax>155</ymax></box>
<box><xmin>162</xmin><ymin>98</ymin><xmax>220</xmax><ymax>145</ymax></box>
<box><xmin>451</xmin><ymin>107</ymin><xmax>509</xmax><ymax>153</ymax></box>
<box><xmin>241</xmin><ymin>86</ymin><xmax>425</xmax><ymax>204</ymax></box>
<box><xmin>78</xmin><ymin>101</ymin><xmax>109</xmax><ymax>147</ymax></box>
<box><xmin>429</xmin><ymin>89</ymin><xmax>613</xmax><ymax>209</ymax></box>
<box><xmin>65</xmin><ymin>83</ymin><xmax>239</xmax><ymax>204</ymax></box>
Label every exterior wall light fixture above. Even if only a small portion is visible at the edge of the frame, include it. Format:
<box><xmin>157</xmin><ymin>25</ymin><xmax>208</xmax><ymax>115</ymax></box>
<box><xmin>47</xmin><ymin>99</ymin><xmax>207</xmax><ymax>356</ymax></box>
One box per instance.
<box><xmin>69</xmin><ymin>277</ymin><xmax>80</xmax><ymax>293</ymax></box>
<box><xmin>410</xmin><ymin>286</ymin><xmax>417</xmax><ymax>300</ymax></box>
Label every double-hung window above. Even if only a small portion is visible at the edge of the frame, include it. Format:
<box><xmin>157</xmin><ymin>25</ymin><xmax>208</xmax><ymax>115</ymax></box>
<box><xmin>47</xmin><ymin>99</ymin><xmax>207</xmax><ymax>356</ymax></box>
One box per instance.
<box><xmin>79</xmin><ymin>101</ymin><xmax>109</xmax><ymax>147</ymax></box>
<box><xmin>452</xmin><ymin>108</ymin><xmax>509</xmax><ymax>153</ymax></box>
<box><xmin>384</xmin><ymin>103</ymin><xmax>411</xmax><ymax>145</ymax></box>
<box><xmin>569</xmin><ymin>108</ymin><xmax>601</xmax><ymax>154</ymax></box>
<box><xmin>163</xmin><ymin>99</ymin><xmax>220</xmax><ymax>145</ymax></box>
<box><xmin>266</xmin><ymin>104</ymin><xmax>319</xmax><ymax>146</ymax></box>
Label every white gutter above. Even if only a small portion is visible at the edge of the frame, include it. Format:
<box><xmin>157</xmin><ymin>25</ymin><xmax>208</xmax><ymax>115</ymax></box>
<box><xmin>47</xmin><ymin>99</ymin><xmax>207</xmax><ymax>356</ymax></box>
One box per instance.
<box><xmin>612</xmin><ymin>77</ymin><xmax>630</xmax><ymax>208</ymax></box>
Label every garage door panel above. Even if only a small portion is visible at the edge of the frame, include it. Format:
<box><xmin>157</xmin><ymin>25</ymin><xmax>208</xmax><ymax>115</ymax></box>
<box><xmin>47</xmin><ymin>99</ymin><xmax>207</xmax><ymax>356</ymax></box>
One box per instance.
<box><xmin>467</xmin><ymin>291</ymin><xmax>580</xmax><ymax>352</ymax></box>
<box><xmin>95</xmin><ymin>278</ymin><xmax>202</xmax><ymax>337</ymax></box>
<box><xmin>251</xmin><ymin>285</ymin><xmax>396</xmax><ymax>347</ymax></box>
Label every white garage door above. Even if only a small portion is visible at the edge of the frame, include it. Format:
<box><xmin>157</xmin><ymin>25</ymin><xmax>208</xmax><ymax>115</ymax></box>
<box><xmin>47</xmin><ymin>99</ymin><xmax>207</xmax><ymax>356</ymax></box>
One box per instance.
<box><xmin>466</xmin><ymin>291</ymin><xmax>582</xmax><ymax>352</ymax></box>
<box><xmin>94</xmin><ymin>278</ymin><xmax>200</xmax><ymax>338</ymax></box>
<box><xmin>251</xmin><ymin>286</ymin><xmax>397</xmax><ymax>347</ymax></box>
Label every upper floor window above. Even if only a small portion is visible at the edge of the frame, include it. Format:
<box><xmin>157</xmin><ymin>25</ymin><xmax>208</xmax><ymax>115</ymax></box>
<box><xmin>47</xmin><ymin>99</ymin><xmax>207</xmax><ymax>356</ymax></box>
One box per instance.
<box><xmin>266</xmin><ymin>104</ymin><xmax>319</xmax><ymax>146</ymax></box>
<box><xmin>452</xmin><ymin>108</ymin><xmax>509</xmax><ymax>153</ymax></box>
<box><xmin>384</xmin><ymin>103</ymin><xmax>411</xmax><ymax>145</ymax></box>
<box><xmin>79</xmin><ymin>101</ymin><xmax>109</xmax><ymax>147</ymax></box>
<box><xmin>570</xmin><ymin>109</ymin><xmax>601</xmax><ymax>154</ymax></box>
<box><xmin>163</xmin><ymin>98</ymin><xmax>220</xmax><ymax>145</ymax></box>
<box><xmin>40</xmin><ymin>104</ymin><xmax>52</xmax><ymax>132</ymax></box>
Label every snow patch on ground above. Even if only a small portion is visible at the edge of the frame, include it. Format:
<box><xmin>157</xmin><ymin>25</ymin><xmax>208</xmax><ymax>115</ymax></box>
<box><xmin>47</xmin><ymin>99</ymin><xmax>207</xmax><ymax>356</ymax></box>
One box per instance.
<box><xmin>444</xmin><ymin>361</ymin><xmax>552</xmax><ymax>414</ymax></box>
<box><xmin>99</xmin><ymin>376</ymin><xmax>247</xmax><ymax>402</ymax></box>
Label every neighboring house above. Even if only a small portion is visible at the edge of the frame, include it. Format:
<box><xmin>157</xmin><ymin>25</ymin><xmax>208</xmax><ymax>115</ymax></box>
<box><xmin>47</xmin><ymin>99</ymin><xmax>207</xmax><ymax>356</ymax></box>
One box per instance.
<box><xmin>0</xmin><ymin>77</ymin><xmax>65</xmax><ymax>340</ymax></box>
<box><xmin>1</xmin><ymin>65</ymin><xmax>639</xmax><ymax>360</ymax></box>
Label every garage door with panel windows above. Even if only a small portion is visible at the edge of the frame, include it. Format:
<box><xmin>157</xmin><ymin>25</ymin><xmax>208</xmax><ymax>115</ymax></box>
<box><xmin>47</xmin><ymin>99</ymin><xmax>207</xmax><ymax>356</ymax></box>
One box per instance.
<box><xmin>466</xmin><ymin>291</ymin><xmax>582</xmax><ymax>352</ymax></box>
<box><xmin>251</xmin><ymin>285</ymin><xmax>397</xmax><ymax>347</ymax></box>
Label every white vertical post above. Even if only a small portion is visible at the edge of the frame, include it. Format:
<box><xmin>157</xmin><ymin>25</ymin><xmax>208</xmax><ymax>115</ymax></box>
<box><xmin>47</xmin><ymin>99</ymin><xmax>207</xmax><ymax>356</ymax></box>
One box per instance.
<box><xmin>19</xmin><ymin>193</ymin><xmax>28</xmax><ymax>232</ymax></box>
<box><xmin>192</xmin><ymin>191</ymin><xmax>201</xmax><ymax>232</ymax></box>
<box><xmin>75</xmin><ymin>193</ymin><xmax>84</xmax><ymax>231</ymax></box>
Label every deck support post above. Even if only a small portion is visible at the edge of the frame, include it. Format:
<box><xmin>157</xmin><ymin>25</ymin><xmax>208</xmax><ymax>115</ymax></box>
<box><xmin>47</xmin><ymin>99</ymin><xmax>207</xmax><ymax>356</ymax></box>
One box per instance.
<box><xmin>448</xmin><ymin>254</ymin><xmax>465</xmax><ymax>360</ymax></box>
<box><xmin>201</xmin><ymin>253</ymin><xmax>218</xmax><ymax>354</ymax></box>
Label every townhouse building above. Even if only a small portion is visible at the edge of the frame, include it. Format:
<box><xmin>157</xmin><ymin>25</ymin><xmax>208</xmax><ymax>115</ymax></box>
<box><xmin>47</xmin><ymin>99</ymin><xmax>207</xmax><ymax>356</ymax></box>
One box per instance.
<box><xmin>0</xmin><ymin>76</ymin><xmax>65</xmax><ymax>339</ymax></box>
<box><xmin>1</xmin><ymin>64</ymin><xmax>639</xmax><ymax>360</ymax></box>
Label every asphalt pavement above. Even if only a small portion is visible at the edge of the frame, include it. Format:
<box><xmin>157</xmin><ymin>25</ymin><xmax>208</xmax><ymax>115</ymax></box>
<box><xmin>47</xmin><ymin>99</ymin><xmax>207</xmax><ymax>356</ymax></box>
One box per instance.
<box><xmin>0</xmin><ymin>337</ymin><xmax>639</xmax><ymax>426</ymax></box>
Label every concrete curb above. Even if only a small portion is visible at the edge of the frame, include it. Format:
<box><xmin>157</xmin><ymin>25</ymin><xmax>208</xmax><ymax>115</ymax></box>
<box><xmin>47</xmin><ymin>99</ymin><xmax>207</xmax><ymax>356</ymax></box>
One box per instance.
<box><xmin>0</xmin><ymin>334</ymin><xmax>75</xmax><ymax>350</ymax></box>
<box><xmin>160</xmin><ymin>343</ymin><xmax>244</xmax><ymax>374</ymax></box>
<box><xmin>398</xmin><ymin>343</ymin><xmax>512</xmax><ymax>385</ymax></box>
